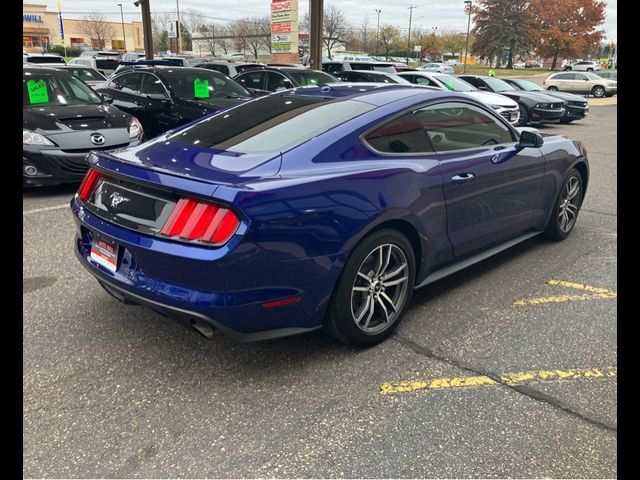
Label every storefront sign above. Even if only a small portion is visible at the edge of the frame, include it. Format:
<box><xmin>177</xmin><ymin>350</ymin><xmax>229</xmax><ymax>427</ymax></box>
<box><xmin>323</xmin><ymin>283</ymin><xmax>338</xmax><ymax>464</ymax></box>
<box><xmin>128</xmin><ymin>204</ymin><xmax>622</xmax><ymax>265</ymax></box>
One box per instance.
<box><xmin>23</xmin><ymin>14</ymin><xmax>44</xmax><ymax>23</ymax></box>
<box><xmin>271</xmin><ymin>11</ymin><xmax>292</xmax><ymax>22</ymax></box>
<box><xmin>272</xmin><ymin>42</ymin><xmax>291</xmax><ymax>53</ymax></box>
<box><xmin>271</xmin><ymin>22</ymin><xmax>292</xmax><ymax>33</ymax></box>
<box><xmin>271</xmin><ymin>1</ymin><xmax>291</xmax><ymax>11</ymax></box>
<box><xmin>272</xmin><ymin>33</ymin><xmax>291</xmax><ymax>43</ymax></box>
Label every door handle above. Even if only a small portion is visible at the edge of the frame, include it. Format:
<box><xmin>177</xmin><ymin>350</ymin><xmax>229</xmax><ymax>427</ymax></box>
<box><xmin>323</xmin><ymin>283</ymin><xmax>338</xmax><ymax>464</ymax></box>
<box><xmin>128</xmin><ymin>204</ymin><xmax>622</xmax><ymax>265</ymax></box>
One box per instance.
<box><xmin>451</xmin><ymin>173</ymin><xmax>475</xmax><ymax>184</ymax></box>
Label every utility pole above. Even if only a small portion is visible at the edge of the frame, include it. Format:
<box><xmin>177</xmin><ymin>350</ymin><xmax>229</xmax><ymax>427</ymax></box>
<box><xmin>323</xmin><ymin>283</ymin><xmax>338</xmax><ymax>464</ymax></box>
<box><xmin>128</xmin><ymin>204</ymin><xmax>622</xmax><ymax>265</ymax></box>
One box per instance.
<box><xmin>407</xmin><ymin>5</ymin><xmax>417</xmax><ymax>65</ymax></box>
<box><xmin>309</xmin><ymin>0</ymin><xmax>324</xmax><ymax>69</ymax></box>
<box><xmin>134</xmin><ymin>0</ymin><xmax>154</xmax><ymax>59</ymax></box>
<box><xmin>176</xmin><ymin>0</ymin><xmax>182</xmax><ymax>53</ymax></box>
<box><xmin>463</xmin><ymin>0</ymin><xmax>472</xmax><ymax>73</ymax></box>
<box><xmin>375</xmin><ymin>9</ymin><xmax>381</xmax><ymax>57</ymax></box>
<box><xmin>117</xmin><ymin>3</ymin><xmax>127</xmax><ymax>51</ymax></box>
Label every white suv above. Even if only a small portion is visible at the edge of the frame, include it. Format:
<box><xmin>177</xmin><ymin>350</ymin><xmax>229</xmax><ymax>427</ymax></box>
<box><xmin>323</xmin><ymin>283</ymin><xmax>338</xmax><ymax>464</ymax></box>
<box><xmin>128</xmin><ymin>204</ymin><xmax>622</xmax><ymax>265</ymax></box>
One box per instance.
<box><xmin>564</xmin><ymin>60</ymin><xmax>600</xmax><ymax>72</ymax></box>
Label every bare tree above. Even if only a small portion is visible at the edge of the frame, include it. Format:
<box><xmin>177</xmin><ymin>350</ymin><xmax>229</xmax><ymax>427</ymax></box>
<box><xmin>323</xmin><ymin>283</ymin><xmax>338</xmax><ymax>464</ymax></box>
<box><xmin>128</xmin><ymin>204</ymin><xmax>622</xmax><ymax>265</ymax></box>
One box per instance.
<box><xmin>151</xmin><ymin>12</ymin><xmax>172</xmax><ymax>53</ymax></box>
<box><xmin>196</xmin><ymin>23</ymin><xmax>218</xmax><ymax>56</ymax></box>
<box><xmin>359</xmin><ymin>16</ymin><xmax>372</xmax><ymax>53</ymax></box>
<box><xmin>230</xmin><ymin>19</ymin><xmax>249</xmax><ymax>54</ymax></box>
<box><xmin>379</xmin><ymin>24</ymin><xmax>401</xmax><ymax>58</ymax></box>
<box><xmin>216</xmin><ymin>25</ymin><xmax>232</xmax><ymax>54</ymax></box>
<box><xmin>256</xmin><ymin>16</ymin><xmax>272</xmax><ymax>55</ymax></box>
<box><xmin>78</xmin><ymin>11</ymin><xmax>115</xmax><ymax>49</ymax></box>
<box><xmin>299</xmin><ymin>11</ymin><xmax>310</xmax><ymax>33</ymax></box>
<box><xmin>323</xmin><ymin>5</ymin><xmax>351</xmax><ymax>59</ymax></box>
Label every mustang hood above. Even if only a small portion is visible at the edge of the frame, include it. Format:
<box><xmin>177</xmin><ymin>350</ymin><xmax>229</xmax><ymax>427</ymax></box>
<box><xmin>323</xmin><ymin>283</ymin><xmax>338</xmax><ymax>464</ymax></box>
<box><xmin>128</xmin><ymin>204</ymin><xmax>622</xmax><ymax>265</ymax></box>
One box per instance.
<box><xmin>100</xmin><ymin>134</ymin><xmax>282</xmax><ymax>186</ymax></box>
<box><xmin>23</xmin><ymin>103</ymin><xmax>131</xmax><ymax>133</ymax></box>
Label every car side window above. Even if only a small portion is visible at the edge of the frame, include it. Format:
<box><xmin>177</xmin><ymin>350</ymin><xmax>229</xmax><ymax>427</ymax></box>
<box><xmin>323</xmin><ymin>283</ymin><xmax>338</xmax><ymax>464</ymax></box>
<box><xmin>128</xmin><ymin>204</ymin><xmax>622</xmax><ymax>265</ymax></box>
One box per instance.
<box><xmin>139</xmin><ymin>74</ymin><xmax>168</xmax><ymax>97</ymax></box>
<box><xmin>344</xmin><ymin>72</ymin><xmax>368</xmax><ymax>82</ymax></box>
<box><xmin>364</xmin><ymin>113</ymin><xmax>434</xmax><ymax>154</ymax></box>
<box><xmin>108</xmin><ymin>73</ymin><xmax>141</xmax><ymax>94</ymax></box>
<box><xmin>415</xmin><ymin>102</ymin><xmax>514</xmax><ymax>152</ymax></box>
<box><xmin>323</xmin><ymin>63</ymin><xmax>342</xmax><ymax>74</ymax></box>
<box><xmin>460</xmin><ymin>76</ymin><xmax>482</xmax><ymax>88</ymax></box>
<box><xmin>415</xmin><ymin>76</ymin><xmax>437</xmax><ymax>87</ymax></box>
<box><xmin>351</xmin><ymin>63</ymin><xmax>373</xmax><ymax>71</ymax></box>
<box><xmin>265</xmin><ymin>72</ymin><xmax>293</xmax><ymax>91</ymax></box>
<box><xmin>236</xmin><ymin>71</ymin><xmax>264</xmax><ymax>89</ymax></box>
<box><xmin>575</xmin><ymin>74</ymin><xmax>587</xmax><ymax>81</ymax></box>
<box><xmin>554</xmin><ymin>73</ymin><xmax>575</xmax><ymax>80</ymax></box>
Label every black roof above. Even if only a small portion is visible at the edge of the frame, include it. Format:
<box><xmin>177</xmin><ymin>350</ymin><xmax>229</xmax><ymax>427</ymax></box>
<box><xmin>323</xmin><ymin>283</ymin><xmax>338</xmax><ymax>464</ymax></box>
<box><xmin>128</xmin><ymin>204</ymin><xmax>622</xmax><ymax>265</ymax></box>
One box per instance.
<box><xmin>23</xmin><ymin>65</ymin><xmax>71</xmax><ymax>75</ymax></box>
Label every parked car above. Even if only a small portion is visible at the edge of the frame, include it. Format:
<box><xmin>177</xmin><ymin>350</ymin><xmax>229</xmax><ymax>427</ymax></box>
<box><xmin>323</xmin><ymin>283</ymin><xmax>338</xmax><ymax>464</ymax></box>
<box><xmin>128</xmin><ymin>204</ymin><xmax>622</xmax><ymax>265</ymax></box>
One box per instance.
<box><xmin>334</xmin><ymin>70</ymin><xmax>413</xmax><ymax>84</ymax></box>
<box><xmin>543</xmin><ymin>71</ymin><xmax>617</xmax><ymax>97</ymax></box>
<box><xmin>398</xmin><ymin>71</ymin><xmax>520</xmax><ymax>125</ymax></box>
<box><xmin>71</xmin><ymin>84</ymin><xmax>589</xmax><ymax>345</ymax></box>
<box><xmin>80</xmin><ymin>50</ymin><xmax>122</xmax><ymax>59</ymax></box>
<box><xmin>564</xmin><ymin>60</ymin><xmax>600</xmax><ymax>72</ymax></box>
<box><xmin>22</xmin><ymin>66</ymin><xmax>143</xmax><ymax>187</ymax></box>
<box><xmin>267</xmin><ymin>63</ymin><xmax>307</xmax><ymax>69</ymax></box>
<box><xmin>418</xmin><ymin>62</ymin><xmax>454</xmax><ymax>74</ymax></box>
<box><xmin>121</xmin><ymin>52</ymin><xmax>146</xmax><ymax>62</ymax></box>
<box><xmin>234</xmin><ymin>67</ymin><xmax>339</xmax><ymax>92</ymax></box>
<box><xmin>194</xmin><ymin>61</ymin><xmax>265</xmax><ymax>77</ymax></box>
<box><xmin>595</xmin><ymin>71</ymin><xmax>617</xmax><ymax>81</ymax></box>
<box><xmin>95</xmin><ymin>66</ymin><xmax>255</xmax><ymax>139</ymax></box>
<box><xmin>24</xmin><ymin>53</ymin><xmax>66</xmax><ymax>65</ymax></box>
<box><xmin>322</xmin><ymin>61</ymin><xmax>397</xmax><ymax>75</ymax></box>
<box><xmin>393</xmin><ymin>66</ymin><xmax>417</xmax><ymax>72</ymax></box>
<box><xmin>68</xmin><ymin>56</ymin><xmax>121</xmax><ymax>77</ymax></box>
<box><xmin>502</xmin><ymin>78</ymin><xmax>589</xmax><ymax>123</ymax></box>
<box><xmin>47</xmin><ymin>64</ymin><xmax>108</xmax><ymax>89</ymax></box>
<box><xmin>525</xmin><ymin>61</ymin><xmax>542</xmax><ymax>68</ymax></box>
<box><xmin>458</xmin><ymin>75</ymin><xmax>566</xmax><ymax>126</ymax></box>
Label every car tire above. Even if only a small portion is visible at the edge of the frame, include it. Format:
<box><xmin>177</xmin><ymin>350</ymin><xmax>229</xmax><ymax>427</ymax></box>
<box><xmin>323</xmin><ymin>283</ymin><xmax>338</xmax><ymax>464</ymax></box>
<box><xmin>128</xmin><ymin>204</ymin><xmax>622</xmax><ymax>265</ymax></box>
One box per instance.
<box><xmin>324</xmin><ymin>229</ymin><xmax>416</xmax><ymax>346</ymax></box>
<box><xmin>587</xmin><ymin>68</ymin><xmax>594</xmax><ymax>72</ymax></box>
<box><xmin>516</xmin><ymin>104</ymin><xmax>529</xmax><ymax>126</ymax></box>
<box><xmin>605</xmin><ymin>92</ymin><xmax>615</xmax><ymax>97</ymax></box>
<box><xmin>547</xmin><ymin>86</ymin><xmax>559</xmax><ymax>91</ymax></box>
<box><xmin>591</xmin><ymin>85</ymin><xmax>605</xmax><ymax>97</ymax></box>
<box><xmin>543</xmin><ymin>168</ymin><xmax>583</xmax><ymax>241</ymax></box>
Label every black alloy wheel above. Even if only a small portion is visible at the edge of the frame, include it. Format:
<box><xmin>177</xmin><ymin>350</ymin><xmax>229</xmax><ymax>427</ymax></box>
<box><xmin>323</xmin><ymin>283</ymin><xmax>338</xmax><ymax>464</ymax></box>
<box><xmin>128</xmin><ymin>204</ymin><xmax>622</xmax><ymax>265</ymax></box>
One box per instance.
<box><xmin>547</xmin><ymin>86</ymin><xmax>559</xmax><ymax>91</ymax></box>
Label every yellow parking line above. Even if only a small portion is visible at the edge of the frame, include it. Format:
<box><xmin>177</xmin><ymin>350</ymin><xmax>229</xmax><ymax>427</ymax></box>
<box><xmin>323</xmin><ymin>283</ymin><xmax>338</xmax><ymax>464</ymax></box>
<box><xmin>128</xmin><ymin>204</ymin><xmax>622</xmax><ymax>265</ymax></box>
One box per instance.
<box><xmin>380</xmin><ymin>367</ymin><xmax>617</xmax><ymax>394</ymax></box>
<box><xmin>514</xmin><ymin>279</ymin><xmax>616</xmax><ymax>306</ymax></box>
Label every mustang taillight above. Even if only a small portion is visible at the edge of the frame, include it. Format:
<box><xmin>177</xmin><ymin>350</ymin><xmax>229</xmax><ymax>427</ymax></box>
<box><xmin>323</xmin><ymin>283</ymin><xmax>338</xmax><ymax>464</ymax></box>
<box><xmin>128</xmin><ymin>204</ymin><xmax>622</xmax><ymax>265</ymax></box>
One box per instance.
<box><xmin>77</xmin><ymin>168</ymin><xmax>105</xmax><ymax>201</ymax></box>
<box><xmin>160</xmin><ymin>197</ymin><xmax>240</xmax><ymax>245</ymax></box>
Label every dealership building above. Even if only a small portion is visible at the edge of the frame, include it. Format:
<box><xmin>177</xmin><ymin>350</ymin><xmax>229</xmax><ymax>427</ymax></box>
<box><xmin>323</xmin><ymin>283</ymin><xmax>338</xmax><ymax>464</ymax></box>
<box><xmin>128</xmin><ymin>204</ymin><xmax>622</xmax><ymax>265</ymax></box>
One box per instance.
<box><xmin>23</xmin><ymin>3</ymin><xmax>144</xmax><ymax>52</ymax></box>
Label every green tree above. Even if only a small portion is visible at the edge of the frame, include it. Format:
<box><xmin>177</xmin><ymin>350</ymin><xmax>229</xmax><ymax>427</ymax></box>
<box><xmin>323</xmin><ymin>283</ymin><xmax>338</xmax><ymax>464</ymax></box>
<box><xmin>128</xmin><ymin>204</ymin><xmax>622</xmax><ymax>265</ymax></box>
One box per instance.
<box><xmin>379</xmin><ymin>25</ymin><xmax>401</xmax><ymax>58</ymax></box>
<box><xmin>471</xmin><ymin>0</ymin><xmax>534</xmax><ymax>68</ymax></box>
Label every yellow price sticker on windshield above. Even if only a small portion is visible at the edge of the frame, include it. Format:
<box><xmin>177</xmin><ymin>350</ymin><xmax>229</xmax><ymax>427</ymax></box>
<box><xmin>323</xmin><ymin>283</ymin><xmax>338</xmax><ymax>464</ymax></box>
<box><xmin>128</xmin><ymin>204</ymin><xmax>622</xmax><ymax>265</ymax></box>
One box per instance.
<box><xmin>194</xmin><ymin>78</ymin><xmax>210</xmax><ymax>98</ymax></box>
<box><xmin>27</xmin><ymin>79</ymin><xmax>49</xmax><ymax>104</ymax></box>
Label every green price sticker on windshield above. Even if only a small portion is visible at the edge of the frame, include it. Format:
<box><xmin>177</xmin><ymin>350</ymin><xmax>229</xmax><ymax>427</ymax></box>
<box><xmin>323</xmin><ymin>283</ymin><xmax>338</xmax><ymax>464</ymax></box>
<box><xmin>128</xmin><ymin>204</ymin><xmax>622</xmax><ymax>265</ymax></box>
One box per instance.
<box><xmin>27</xmin><ymin>79</ymin><xmax>49</xmax><ymax>104</ymax></box>
<box><xmin>194</xmin><ymin>78</ymin><xmax>210</xmax><ymax>98</ymax></box>
<box><xmin>444</xmin><ymin>81</ymin><xmax>454</xmax><ymax>91</ymax></box>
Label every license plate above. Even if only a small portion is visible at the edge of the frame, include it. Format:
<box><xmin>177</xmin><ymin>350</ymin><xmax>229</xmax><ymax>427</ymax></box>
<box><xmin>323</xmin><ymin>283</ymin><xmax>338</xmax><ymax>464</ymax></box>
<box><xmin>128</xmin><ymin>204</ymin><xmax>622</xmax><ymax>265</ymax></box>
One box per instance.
<box><xmin>510</xmin><ymin>111</ymin><xmax>518</xmax><ymax>122</ymax></box>
<box><xmin>90</xmin><ymin>233</ymin><xmax>119</xmax><ymax>273</ymax></box>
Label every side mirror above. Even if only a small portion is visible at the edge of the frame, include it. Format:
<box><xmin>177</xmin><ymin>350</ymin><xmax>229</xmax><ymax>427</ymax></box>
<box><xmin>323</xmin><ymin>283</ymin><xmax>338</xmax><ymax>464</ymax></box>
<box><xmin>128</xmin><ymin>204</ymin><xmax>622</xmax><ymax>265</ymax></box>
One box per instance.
<box><xmin>478</xmin><ymin>86</ymin><xmax>490</xmax><ymax>91</ymax></box>
<box><xmin>518</xmin><ymin>129</ymin><xmax>544</xmax><ymax>148</ymax></box>
<box><xmin>248</xmin><ymin>88</ymin><xmax>270</xmax><ymax>97</ymax></box>
<box><xmin>101</xmin><ymin>93</ymin><xmax>114</xmax><ymax>104</ymax></box>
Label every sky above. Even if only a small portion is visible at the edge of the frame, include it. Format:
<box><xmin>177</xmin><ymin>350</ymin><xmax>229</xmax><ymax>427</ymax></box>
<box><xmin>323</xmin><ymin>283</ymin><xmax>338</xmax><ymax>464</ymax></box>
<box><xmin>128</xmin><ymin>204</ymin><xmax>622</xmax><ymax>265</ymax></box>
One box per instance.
<box><xmin>39</xmin><ymin>0</ymin><xmax>617</xmax><ymax>42</ymax></box>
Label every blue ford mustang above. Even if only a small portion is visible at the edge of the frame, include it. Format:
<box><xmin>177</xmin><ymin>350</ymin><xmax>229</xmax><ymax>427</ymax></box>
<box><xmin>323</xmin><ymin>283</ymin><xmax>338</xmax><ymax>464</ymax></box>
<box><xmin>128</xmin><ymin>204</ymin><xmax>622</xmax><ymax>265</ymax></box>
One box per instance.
<box><xmin>71</xmin><ymin>84</ymin><xmax>588</xmax><ymax>346</ymax></box>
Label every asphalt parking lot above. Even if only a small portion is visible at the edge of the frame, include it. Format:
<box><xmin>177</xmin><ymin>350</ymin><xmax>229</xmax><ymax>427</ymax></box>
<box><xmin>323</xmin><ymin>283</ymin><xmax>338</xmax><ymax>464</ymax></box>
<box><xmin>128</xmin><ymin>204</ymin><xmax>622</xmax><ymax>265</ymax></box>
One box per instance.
<box><xmin>23</xmin><ymin>102</ymin><xmax>617</xmax><ymax>478</ymax></box>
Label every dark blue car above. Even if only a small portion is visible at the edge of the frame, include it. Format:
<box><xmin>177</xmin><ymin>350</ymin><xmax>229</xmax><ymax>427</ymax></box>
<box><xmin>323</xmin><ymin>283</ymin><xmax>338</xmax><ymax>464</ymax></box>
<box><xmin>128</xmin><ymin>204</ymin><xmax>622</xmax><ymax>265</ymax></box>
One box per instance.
<box><xmin>71</xmin><ymin>84</ymin><xmax>588</xmax><ymax>346</ymax></box>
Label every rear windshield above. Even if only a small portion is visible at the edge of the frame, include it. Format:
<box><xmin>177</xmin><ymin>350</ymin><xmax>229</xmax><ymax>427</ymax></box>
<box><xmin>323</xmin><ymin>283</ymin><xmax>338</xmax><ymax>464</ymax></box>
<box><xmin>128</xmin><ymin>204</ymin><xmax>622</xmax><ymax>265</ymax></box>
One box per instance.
<box><xmin>23</xmin><ymin>73</ymin><xmax>102</xmax><ymax>106</ymax></box>
<box><xmin>27</xmin><ymin>56</ymin><xmax>65</xmax><ymax>64</ymax></box>
<box><xmin>168</xmin><ymin>96</ymin><xmax>374</xmax><ymax>153</ymax></box>
<box><xmin>68</xmin><ymin>68</ymin><xmax>106</xmax><ymax>82</ymax></box>
<box><xmin>161</xmin><ymin>70</ymin><xmax>251</xmax><ymax>100</ymax></box>
<box><xmin>95</xmin><ymin>58</ymin><xmax>120</xmax><ymax>70</ymax></box>
<box><xmin>285</xmin><ymin>70</ymin><xmax>337</xmax><ymax>86</ymax></box>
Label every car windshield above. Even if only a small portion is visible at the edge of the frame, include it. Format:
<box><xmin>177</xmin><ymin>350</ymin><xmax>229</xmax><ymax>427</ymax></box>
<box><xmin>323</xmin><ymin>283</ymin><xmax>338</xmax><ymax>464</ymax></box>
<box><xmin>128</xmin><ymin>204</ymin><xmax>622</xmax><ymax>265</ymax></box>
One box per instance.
<box><xmin>285</xmin><ymin>70</ymin><xmax>337</xmax><ymax>86</ymax></box>
<box><xmin>161</xmin><ymin>70</ymin><xmax>252</xmax><ymax>99</ymax></box>
<box><xmin>482</xmin><ymin>77</ymin><xmax>516</xmax><ymax>92</ymax></box>
<box><xmin>432</xmin><ymin>74</ymin><xmax>477</xmax><ymax>91</ymax></box>
<box><xmin>513</xmin><ymin>79</ymin><xmax>543</xmax><ymax>91</ymax></box>
<box><xmin>68</xmin><ymin>68</ymin><xmax>106</xmax><ymax>82</ymax></box>
<box><xmin>584</xmin><ymin>72</ymin><xmax>604</xmax><ymax>80</ymax></box>
<box><xmin>168</xmin><ymin>96</ymin><xmax>374</xmax><ymax>154</ymax></box>
<box><xmin>23</xmin><ymin>73</ymin><xmax>102</xmax><ymax>107</ymax></box>
<box><xmin>366</xmin><ymin>72</ymin><xmax>412</xmax><ymax>84</ymax></box>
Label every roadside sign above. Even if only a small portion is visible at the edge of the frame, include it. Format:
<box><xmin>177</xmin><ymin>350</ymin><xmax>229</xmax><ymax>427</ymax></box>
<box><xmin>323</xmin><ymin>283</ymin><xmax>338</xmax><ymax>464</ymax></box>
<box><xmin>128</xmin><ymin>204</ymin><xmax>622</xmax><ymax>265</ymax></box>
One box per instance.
<box><xmin>414</xmin><ymin>46</ymin><xmax>421</xmax><ymax>52</ymax></box>
<box><xmin>168</xmin><ymin>21</ymin><xmax>178</xmax><ymax>39</ymax></box>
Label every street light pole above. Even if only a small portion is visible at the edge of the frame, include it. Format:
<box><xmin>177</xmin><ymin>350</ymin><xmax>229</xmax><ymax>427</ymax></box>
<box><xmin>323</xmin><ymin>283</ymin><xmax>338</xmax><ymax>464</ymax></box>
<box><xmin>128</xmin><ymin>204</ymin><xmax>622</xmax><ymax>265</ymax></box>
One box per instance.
<box><xmin>176</xmin><ymin>0</ymin><xmax>182</xmax><ymax>54</ymax></box>
<box><xmin>375</xmin><ymin>9</ymin><xmax>381</xmax><ymax>57</ymax></box>
<box><xmin>407</xmin><ymin>5</ymin><xmax>417</xmax><ymax>65</ymax></box>
<box><xmin>463</xmin><ymin>0</ymin><xmax>472</xmax><ymax>73</ymax></box>
<box><xmin>134</xmin><ymin>0</ymin><xmax>154</xmax><ymax>59</ymax></box>
<box><xmin>117</xmin><ymin>3</ymin><xmax>127</xmax><ymax>52</ymax></box>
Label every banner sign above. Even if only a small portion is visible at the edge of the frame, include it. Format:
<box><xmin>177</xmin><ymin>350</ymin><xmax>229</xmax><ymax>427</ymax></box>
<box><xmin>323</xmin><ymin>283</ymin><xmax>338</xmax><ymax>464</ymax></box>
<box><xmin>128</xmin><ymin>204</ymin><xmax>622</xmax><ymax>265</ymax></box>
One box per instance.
<box><xmin>271</xmin><ymin>1</ymin><xmax>291</xmax><ymax>11</ymax></box>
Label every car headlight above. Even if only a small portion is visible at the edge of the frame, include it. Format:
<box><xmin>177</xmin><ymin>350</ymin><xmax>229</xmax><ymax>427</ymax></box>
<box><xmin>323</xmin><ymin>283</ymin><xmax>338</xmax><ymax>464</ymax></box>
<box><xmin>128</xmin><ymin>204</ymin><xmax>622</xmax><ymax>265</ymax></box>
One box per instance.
<box><xmin>23</xmin><ymin>130</ymin><xmax>55</xmax><ymax>146</ymax></box>
<box><xmin>128</xmin><ymin>116</ymin><xmax>143</xmax><ymax>139</ymax></box>
<box><xmin>535</xmin><ymin>103</ymin><xmax>549</xmax><ymax>109</ymax></box>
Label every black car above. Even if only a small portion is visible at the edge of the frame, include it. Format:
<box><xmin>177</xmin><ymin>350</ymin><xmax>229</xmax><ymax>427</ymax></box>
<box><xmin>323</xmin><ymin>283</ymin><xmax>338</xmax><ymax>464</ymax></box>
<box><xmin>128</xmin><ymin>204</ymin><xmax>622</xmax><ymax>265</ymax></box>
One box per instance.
<box><xmin>194</xmin><ymin>61</ymin><xmax>265</xmax><ymax>77</ymax></box>
<box><xmin>458</xmin><ymin>75</ymin><xmax>566</xmax><ymax>126</ymax></box>
<box><xmin>95</xmin><ymin>66</ymin><xmax>255</xmax><ymax>139</ymax></box>
<box><xmin>48</xmin><ymin>64</ymin><xmax>108</xmax><ymax>89</ymax></box>
<box><xmin>234</xmin><ymin>66</ymin><xmax>339</xmax><ymax>92</ymax></box>
<box><xmin>502</xmin><ymin>78</ymin><xmax>589</xmax><ymax>123</ymax></box>
<box><xmin>23</xmin><ymin>66</ymin><xmax>143</xmax><ymax>187</ymax></box>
